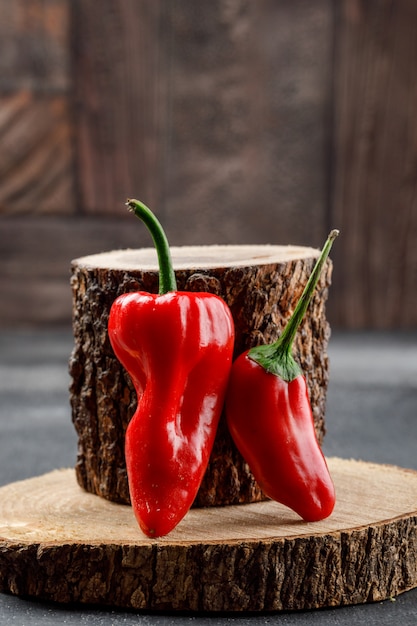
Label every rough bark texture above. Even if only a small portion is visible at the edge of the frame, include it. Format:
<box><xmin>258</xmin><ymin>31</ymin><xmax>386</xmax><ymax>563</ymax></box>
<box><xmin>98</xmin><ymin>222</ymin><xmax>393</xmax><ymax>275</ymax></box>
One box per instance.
<box><xmin>69</xmin><ymin>245</ymin><xmax>332</xmax><ymax>506</ymax></box>
<box><xmin>1</xmin><ymin>459</ymin><xmax>417</xmax><ymax>611</ymax></box>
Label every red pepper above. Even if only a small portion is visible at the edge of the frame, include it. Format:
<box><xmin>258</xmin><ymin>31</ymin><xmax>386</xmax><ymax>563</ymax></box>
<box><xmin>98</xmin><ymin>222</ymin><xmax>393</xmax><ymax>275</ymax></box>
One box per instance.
<box><xmin>225</xmin><ymin>230</ymin><xmax>339</xmax><ymax>522</ymax></box>
<box><xmin>108</xmin><ymin>200</ymin><xmax>235</xmax><ymax>537</ymax></box>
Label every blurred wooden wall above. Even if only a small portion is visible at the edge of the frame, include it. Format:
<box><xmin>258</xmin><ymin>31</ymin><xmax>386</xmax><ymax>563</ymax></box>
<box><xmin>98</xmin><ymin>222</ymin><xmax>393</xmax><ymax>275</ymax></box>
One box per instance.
<box><xmin>0</xmin><ymin>0</ymin><xmax>416</xmax><ymax>328</ymax></box>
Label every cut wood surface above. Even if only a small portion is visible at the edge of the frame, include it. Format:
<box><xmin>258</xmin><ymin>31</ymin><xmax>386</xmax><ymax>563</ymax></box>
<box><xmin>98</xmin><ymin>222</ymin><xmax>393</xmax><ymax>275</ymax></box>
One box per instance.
<box><xmin>69</xmin><ymin>244</ymin><xmax>333</xmax><ymax>507</ymax></box>
<box><xmin>1</xmin><ymin>458</ymin><xmax>417</xmax><ymax>611</ymax></box>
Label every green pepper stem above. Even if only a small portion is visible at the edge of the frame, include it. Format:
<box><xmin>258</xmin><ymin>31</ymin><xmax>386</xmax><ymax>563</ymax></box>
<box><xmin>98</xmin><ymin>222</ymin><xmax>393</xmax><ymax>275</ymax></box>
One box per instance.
<box><xmin>248</xmin><ymin>229</ymin><xmax>339</xmax><ymax>381</ymax></box>
<box><xmin>126</xmin><ymin>199</ymin><xmax>177</xmax><ymax>294</ymax></box>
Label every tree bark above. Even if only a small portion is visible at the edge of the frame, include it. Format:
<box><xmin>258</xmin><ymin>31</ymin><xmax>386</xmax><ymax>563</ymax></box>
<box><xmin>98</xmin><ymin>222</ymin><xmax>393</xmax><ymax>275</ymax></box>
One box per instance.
<box><xmin>1</xmin><ymin>459</ymin><xmax>417</xmax><ymax>611</ymax></box>
<box><xmin>69</xmin><ymin>244</ymin><xmax>333</xmax><ymax>506</ymax></box>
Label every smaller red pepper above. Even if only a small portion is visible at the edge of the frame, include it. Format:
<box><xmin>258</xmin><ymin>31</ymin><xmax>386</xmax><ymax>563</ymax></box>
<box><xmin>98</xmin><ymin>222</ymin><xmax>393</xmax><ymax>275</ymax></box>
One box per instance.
<box><xmin>108</xmin><ymin>199</ymin><xmax>234</xmax><ymax>537</ymax></box>
<box><xmin>225</xmin><ymin>230</ymin><xmax>339</xmax><ymax>522</ymax></box>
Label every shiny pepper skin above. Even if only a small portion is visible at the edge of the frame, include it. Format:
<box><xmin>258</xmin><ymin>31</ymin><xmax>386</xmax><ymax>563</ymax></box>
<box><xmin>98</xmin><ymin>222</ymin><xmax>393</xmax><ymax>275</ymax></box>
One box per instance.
<box><xmin>109</xmin><ymin>290</ymin><xmax>234</xmax><ymax>537</ymax></box>
<box><xmin>225</xmin><ymin>229</ymin><xmax>339</xmax><ymax>523</ymax></box>
<box><xmin>226</xmin><ymin>352</ymin><xmax>335</xmax><ymax>522</ymax></box>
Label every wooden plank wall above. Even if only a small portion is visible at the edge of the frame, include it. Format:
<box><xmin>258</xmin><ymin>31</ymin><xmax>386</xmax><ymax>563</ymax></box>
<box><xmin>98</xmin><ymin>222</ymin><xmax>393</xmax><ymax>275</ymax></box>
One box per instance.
<box><xmin>331</xmin><ymin>0</ymin><xmax>417</xmax><ymax>328</ymax></box>
<box><xmin>0</xmin><ymin>0</ymin><xmax>416</xmax><ymax>329</ymax></box>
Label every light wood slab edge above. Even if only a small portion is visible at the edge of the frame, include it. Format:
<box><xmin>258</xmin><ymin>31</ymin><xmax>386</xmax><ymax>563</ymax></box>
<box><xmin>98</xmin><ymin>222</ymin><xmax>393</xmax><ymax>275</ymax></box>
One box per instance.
<box><xmin>1</xmin><ymin>457</ymin><xmax>416</xmax><ymax>611</ymax></box>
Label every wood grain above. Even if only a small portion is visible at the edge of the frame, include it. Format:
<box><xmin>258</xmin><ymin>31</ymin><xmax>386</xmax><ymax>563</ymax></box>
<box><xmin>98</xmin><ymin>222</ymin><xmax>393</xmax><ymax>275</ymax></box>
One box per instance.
<box><xmin>0</xmin><ymin>0</ymin><xmax>70</xmax><ymax>93</ymax></box>
<box><xmin>330</xmin><ymin>0</ymin><xmax>417</xmax><ymax>327</ymax></box>
<box><xmin>72</xmin><ymin>0</ymin><xmax>333</xmax><ymax>247</ymax></box>
<box><xmin>0</xmin><ymin>1</ymin><xmax>74</xmax><ymax>214</ymax></box>
<box><xmin>1</xmin><ymin>1</ymin><xmax>416</xmax><ymax>328</ymax></box>
<box><xmin>72</xmin><ymin>0</ymin><xmax>168</xmax><ymax>214</ymax></box>
<box><xmin>69</xmin><ymin>245</ymin><xmax>333</xmax><ymax>507</ymax></box>
<box><xmin>0</xmin><ymin>93</ymin><xmax>75</xmax><ymax>213</ymax></box>
<box><xmin>1</xmin><ymin>458</ymin><xmax>417</xmax><ymax>611</ymax></box>
<box><xmin>0</xmin><ymin>216</ymin><xmax>153</xmax><ymax>327</ymax></box>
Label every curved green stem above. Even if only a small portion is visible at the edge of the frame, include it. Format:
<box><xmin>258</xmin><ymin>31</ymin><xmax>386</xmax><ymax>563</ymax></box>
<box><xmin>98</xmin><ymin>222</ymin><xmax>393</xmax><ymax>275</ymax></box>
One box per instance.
<box><xmin>126</xmin><ymin>199</ymin><xmax>177</xmax><ymax>295</ymax></box>
<box><xmin>249</xmin><ymin>229</ymin><xmax>339</xmax><ymax>381</ymax></box>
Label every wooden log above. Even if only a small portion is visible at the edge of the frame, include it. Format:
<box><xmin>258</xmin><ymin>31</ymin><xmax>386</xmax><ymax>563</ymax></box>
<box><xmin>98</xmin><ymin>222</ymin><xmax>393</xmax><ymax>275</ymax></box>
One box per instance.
<box><xmin>1</xmin><ymin>458</ymin><xmax>417</xmax><ymax>611</ymax></box>
<box><xmin>69</xmin><ymin>244</ymin><xmax>333</xmax><ymax>507</ymax></box>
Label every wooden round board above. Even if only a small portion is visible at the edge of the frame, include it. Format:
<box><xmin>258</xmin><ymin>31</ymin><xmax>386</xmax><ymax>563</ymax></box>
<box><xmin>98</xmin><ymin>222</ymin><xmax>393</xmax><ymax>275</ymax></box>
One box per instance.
<box><xmin>1</xmin><ymin>457</ymin><xmax>417</xmax><ymax>612</ymax></box>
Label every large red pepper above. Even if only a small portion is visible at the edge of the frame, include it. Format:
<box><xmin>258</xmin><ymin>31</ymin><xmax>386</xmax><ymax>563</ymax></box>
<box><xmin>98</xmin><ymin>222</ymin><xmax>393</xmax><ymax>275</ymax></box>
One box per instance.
<box><xmin>108</xmin><ymin>199</ymin><xmax>235</xmax><ymax>537</ymax></box>
<box><xmin>225</xmin><ymin>230</ymin><xmax>339</xmax><ymax>522</ymax></box>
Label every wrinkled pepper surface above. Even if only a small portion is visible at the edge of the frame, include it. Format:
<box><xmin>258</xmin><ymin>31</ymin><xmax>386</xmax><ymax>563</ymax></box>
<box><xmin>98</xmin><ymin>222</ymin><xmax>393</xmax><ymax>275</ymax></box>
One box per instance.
<box><xmin>225</xmin><ymin>230</ymin><xmax>339</xmax><ymax>522</ymax></box>
<box><xmin>108</xmin><ymin>199</ymin><xmax>235</xmax><ymax>537</ymax></box>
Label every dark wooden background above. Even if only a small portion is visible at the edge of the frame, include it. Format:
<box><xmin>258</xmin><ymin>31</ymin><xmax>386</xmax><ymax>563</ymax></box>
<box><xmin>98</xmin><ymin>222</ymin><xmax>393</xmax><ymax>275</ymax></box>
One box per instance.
<box><xmin>0</xmin><ymin>0</ymin><xmax>416</xmax><ymax>329</ymax></box>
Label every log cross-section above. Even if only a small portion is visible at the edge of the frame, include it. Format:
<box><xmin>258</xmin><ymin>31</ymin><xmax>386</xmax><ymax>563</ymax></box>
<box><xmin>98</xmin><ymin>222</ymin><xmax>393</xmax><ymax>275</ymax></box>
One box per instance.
<box><xmin>69</xmin><ymin>244</ymin><xmax>333</xmax><ymax>506</ymax></box>
<box><xmin>1</xmin><ymin>459</ymin><xmax>417</xmax><ymax>611</ymax></box>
